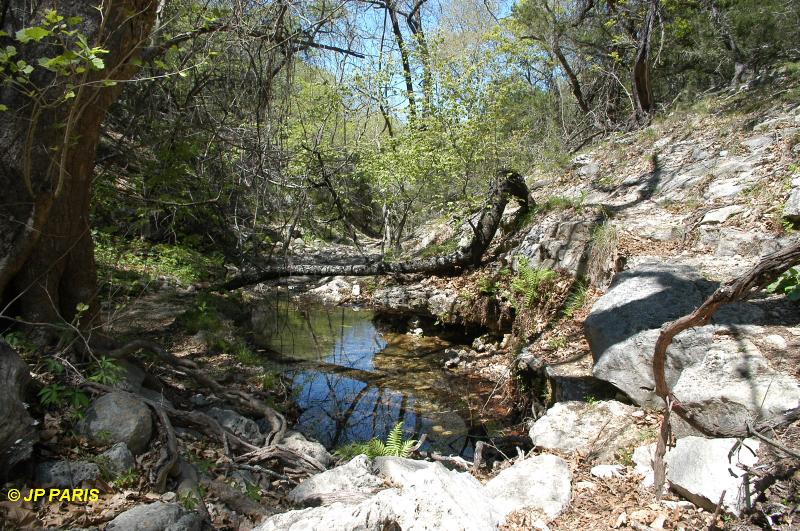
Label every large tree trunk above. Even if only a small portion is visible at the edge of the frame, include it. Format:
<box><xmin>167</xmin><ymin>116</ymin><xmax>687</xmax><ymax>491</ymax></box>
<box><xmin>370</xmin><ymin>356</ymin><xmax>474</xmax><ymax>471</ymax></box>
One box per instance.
<box><xmin>224</xmin><ymin>170</ymin><xmax>530</xmax><ymax>289</ymax></box>
<box><xmin>0</xmin><ymin>1</ymin><xmax>157</xmax><ymax>326</ymax></box>
<box><xmin>632</xmin><ymin>0</ymin><xmax>658</xmax><ymax>124</ymax></box>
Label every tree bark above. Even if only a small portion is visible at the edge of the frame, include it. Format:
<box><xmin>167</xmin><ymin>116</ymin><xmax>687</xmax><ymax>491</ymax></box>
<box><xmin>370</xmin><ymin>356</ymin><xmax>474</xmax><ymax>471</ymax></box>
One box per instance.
<box><xmin>0</xmin><ymin>1</ymin><xmax>157</xmax><ymax>326</ymax></box>
<box><xmin>224</xmin><ymin>170</ymin><xmax>530</xmax><ymax>289</ymax></box>
<box><xmin>386</xmin><ymin>0</ymin><xmax>417</xmax><ymax>119</ymax></box>
<box><xmin>632</xmin><ymin>0</ymin><xmax>658</xmax><ymax>123</ymax></box>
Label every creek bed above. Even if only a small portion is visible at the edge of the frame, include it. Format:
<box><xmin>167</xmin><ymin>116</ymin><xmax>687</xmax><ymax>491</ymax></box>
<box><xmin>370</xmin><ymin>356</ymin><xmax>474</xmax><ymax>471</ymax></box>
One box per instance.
<box><xmin>250</xmin><ymin>293</ymin><xmax>508</xmax><ymax>457</ymax></box>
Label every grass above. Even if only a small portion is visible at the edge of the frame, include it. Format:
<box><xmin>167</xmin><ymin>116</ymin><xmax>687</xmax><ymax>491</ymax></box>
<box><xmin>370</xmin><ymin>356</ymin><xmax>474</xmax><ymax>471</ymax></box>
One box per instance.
<box><xmin>562</xmin><ymin>279</ymin><xmax>588</xmax><ymax>318</ymax></box>
<box><xmin>534</xmin><ymin>193</ymin><xmax>587</xmax><ymax>215</ymax></box>
<box><xmin>419</xmin><ymin>237</ymin><xmax>459</xmax><ymax>258</ymax></box>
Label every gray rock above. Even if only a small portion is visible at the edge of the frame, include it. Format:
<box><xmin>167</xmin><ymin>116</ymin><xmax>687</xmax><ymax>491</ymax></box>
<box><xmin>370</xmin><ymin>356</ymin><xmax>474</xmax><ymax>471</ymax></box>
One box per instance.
<box><xmin>785</xmin><ymin>187</ymin><xmax>800</xmax><ymax>221</ymax></box>
<box><xmin>106</xmin><ymin>502</ymin><xmax>202</xmax><ymax>531</ymax></box>
<box><xmin>587</xmin><ymin>262</ymin><xmax>710</xmax><ymax>406</ymax></box>
<box><xmin>0</xmin><ymin>343</ymin><xmax>37</xmax><ymax>478</ymax></box>
<box><xmin>741</xmin><ymin>135</ymin><xmax>774</xmax><ymax>151</ymax></box>
<box><xmin>579</xmin><ymin>162</ymin><xmax>600</xmax><ymax>179</ymax></box>
<box><xmin>586</xmin><ymin>262</ymin><xmax>800</xmax><ymax>419</ymax></box>
<box><xmin>206</xmin><ymin>407</ymin><xmax>265</xmax><ymax>447</ymax></box>
<box><xmin>715</xmin><ymin>229</ymin><xmax>774</xmax><ymax>257</ymax></box>
<box><xmin>114</xmin><ymin>360</ymin><xmax>145</xmax><ymax>393</ymax></box>
<box><xmin>701</xmin><ymin>205</ymin><xmax>744</xmax><ymax>225</ymax></box>
<box><xmin>138</xmin><ymin>387</ymin><xmax>174</xmax><ymax>409</ymax></box>
<box><xmin>514</xmin><ymin>219</ymin><xmax>597</xmax><ymax>276</ymax></box>
<box><xmin>529</xmin><ymin>401</ymin><xmax>642</xmax><ymax>463</ymax></box>
<box><xmin>79</xmin><ymin>392</ymin><xmax>153</xmax><ymax>455</ymax></box>
<box><xmin>100</xmin><ymin>443</ymin><xmax>135</xmax><ymax>476</ymax></box>
<box><xmin>288</xmin><ymin>455</ymin><xmax>385</xmax><ymax>506</ymax></box>
<box><xmin>36</xmin><ymin>460</ymin><xmax>100</xmax><ymax>488</ymax></box>
<box><xmin>282</xmin><ymin>431</ymin><xmax>333</xmax><ymax>468</ymax></box>
<box><xmin>666</xmin><ymin>437</ymin><xmax>760</xmax><ymax>516</ymax></box>
<box><xmin>484</xmin><ymin>454</ymin><xmax>572</xmax><ymax>519</ymax></box>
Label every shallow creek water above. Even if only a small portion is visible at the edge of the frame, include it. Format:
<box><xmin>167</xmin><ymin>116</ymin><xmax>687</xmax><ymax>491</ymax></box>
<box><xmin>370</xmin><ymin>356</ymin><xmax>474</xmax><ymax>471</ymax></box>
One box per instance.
<box><xmin>250</xmin><ymin>294</ymin><xmax>504</xmax><ymax>457</ymax></box>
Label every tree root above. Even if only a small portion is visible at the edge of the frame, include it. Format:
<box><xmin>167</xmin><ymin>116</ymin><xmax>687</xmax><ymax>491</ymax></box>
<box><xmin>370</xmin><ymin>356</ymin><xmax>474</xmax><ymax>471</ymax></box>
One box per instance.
<box><xmin>105</xmin><ymin>339</ymin><xmax>287</xmax><ymax>445</ymax></box>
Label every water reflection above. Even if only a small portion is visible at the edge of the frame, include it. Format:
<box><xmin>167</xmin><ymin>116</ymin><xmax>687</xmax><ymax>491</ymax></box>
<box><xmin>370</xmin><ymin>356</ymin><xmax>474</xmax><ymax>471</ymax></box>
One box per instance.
<box><xmin>251</xmin><ymin>294</ymin><xmax>497</xmax><ymax>457</ymax></box>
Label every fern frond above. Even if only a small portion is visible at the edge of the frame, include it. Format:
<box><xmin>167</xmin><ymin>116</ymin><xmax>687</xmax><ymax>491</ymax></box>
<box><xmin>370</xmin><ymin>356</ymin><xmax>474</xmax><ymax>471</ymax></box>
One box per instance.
<box><xmin>385</xmin><ymin>422</ymin><xmax>404</xmax><ymax>455</ymax></box>
<box><xmin>399</xmin><ymin>439</ymin><xmax>416</xmax><ymax>458</ymax></box>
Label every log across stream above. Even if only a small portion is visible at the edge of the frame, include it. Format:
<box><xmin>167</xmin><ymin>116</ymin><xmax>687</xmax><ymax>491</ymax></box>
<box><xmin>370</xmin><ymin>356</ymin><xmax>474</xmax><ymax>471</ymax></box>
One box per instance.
<box><xmin>249</xmin><ymin>292</ymin><xmax>509</xmax><ymax>458</ymax></box>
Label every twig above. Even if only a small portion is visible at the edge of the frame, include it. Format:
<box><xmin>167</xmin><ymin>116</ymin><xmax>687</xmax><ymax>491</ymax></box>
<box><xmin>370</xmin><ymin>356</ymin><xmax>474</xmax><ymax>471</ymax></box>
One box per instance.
<box><xmin>747</xmin><ymin>422</ymin><xmax>800</xmax><ymax>459</ymax></box>
<box><xmin>706</xmin><ymin>490</ymin><xmax>726</xmax><ymax>530</ymax></box>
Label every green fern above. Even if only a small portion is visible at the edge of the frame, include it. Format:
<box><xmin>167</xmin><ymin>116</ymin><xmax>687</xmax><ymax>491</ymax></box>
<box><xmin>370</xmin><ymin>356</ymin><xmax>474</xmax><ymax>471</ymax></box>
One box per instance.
<box><xmin>511</xmin><ymin>258</ymin><xmax>557</xmax><ymax>309</ymax></box>
<box><xmin>333</xmin><ymin>422</ymin><xmax>417</xmax><ymax>460</ymax></box>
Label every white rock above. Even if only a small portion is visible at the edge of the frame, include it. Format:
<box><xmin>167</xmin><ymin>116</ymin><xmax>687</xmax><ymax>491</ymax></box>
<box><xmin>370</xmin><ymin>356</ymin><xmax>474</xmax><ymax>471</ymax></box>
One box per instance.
<box><xmin>591</xmin><ymin>464</ymin><xmax>624</xmax><ymax>478</ymax></box>
<box><xmin>701</xmin><ymin>205</ymin><xmax>744</xmax><ymax>225</ymax></box>
<box><xmin>287</xmin><ymin>455</ymin><xmax>385</xmax><ymax>506</ymax></box>
<box><xmin>484</xmin><ymin>454</ymin><xmax>572</xmax><ymax>519</ymax></box>
<box><xmin>666</xmin><ymin>437</ymin><xmax>760</xmax><ymax>516</ymax></box>
<box><xmin>529</xmin><ymin>400</ymin><xmax>641</xmax><ymax>463</ymax></box>
<box><xmin>763</xmin><ymin>334</ymin><xmax>788</xmax><ymax>350</ymax></box>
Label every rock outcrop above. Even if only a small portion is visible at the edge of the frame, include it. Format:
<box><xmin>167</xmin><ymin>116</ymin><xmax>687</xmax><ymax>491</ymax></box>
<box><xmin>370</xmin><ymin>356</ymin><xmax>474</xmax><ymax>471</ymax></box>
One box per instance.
<box><xmin>585</xmin><ymin>262</ymin><xmax>800</xmax><ymax>426</ymax></box>
<box><xmin>0</xmin><ymin>342</ymin><xmax>37</xmax><ymax>479</ymax></box>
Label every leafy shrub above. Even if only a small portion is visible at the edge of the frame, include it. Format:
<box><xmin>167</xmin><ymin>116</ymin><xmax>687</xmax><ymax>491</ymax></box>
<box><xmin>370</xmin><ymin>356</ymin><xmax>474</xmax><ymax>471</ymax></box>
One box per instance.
<box><xmin>767</xmin><ymin>268</ymin><xmax>800</xmax><ymax>301</ymax></box>
<box><xmin>334</xmin><ymin>422</ymin><xmax>416</xmax><ymax>460</ymax></box>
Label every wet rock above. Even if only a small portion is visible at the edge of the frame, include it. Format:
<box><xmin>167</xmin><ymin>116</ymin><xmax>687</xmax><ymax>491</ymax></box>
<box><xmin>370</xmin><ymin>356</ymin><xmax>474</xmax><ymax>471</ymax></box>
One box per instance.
<box><xmin>206</xmin><ymin>407</ymin><xmax>265</xmax><ymax>447</ymax></box>
<box><xmin>36</xmin><ymin>461</ymin><xmax>100</xmax><ymax>488</ymax></box>
<box><xmin>79</xmin><ymin>392</ymin><xmax>153</xmax><ymax>454</ymax></box>
<box><xmin>666</xmin><ymin>437</ymin><xmax>760</xmax><ymax>516</ymax></box>
<box><xmin>100</xmin><ymin>443</ymin><xmax>135</xmax><ymax>476</ymax></box>
<box><xmin>287</xmin><ymin>455</ymin><xmax>385</xmax><ymax>506</ymax></box>
<box><xmin>0</xmin><ymin>343</ymin><xmax>37</xmax><ymax>478</ymax></box>
<box><xmin>485</xmin><ymin>454</ymin><xmax>572</xmax><ymax>519</ymax></box>
<box><xmin>529</xmin><ymin>401</ymin><xmax>641</xmax><ymax>463</ymax></box>
<box><xmin>106</xmin><ymin>502</ymin><xmax>202</xmax><ymax>531</ymax></box>
<box><xmin>281</xmin><ymin>431</ymin><xmax>332</xmax><ymax>468</ymax></box>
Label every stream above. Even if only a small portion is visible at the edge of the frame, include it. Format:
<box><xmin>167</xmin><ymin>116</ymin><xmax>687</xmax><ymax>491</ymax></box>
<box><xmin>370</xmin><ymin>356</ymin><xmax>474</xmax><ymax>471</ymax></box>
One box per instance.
<box><xmin>250</xmin><ymin>293</ymin><xmax>506</xmax><ymax>458</ymax></box>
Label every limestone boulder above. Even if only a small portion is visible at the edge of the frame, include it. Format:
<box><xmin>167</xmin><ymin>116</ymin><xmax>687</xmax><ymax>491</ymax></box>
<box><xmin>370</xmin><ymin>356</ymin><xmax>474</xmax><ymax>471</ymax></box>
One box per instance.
<box><xmin>666</xmin><ymin>437</ymin><xmax>760</xmax><ymax>516</ymax></box>
<box><xmin>0</xmin><ymin>342</ymin><xmax>37</xmax><ymax>479</ymax></box>
<box><xmin>287</xmin><ymin>455</ymin><xmax>386</xmax><ymax>506</ymax></box>
<box><xmin>529</xmin><ymin>401</ymin><xmax>642</xmax><ymax>463</ymax></box>
<box><xmin>484</xmin><ymin>454</ymin><xmax>572</xmax><ymax>519</ymax></box>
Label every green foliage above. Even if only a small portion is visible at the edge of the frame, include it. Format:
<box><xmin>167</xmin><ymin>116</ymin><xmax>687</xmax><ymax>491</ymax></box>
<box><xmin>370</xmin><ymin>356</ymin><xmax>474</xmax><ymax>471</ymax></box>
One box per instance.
<box><xmin>510</xmin><ymin>258</ymin><xmax>557</xmax><ymax>309</ymax></box>
<box><xmin>113</xmin><ymin>468</ymin><xmax>139</xmax><ymax>489</ymax></box>
<box><xmin>477</xmin><ymin>276</ymin><xmax>498</xmax><ymax>296</ymax></box>
<box><xmin>547</xmin><ymin>336</ymin><xmax>567</xmax><ymax>350</ymax></box>
<box><xmin>766</xmin><ymin>268</ymin><xmax>800</xmax><ymax>302</ymax></box>
<box><xmin>38</xmin><ymin>383</ymin><xmax>66</xmax><ymax>407</ymax></box>
<box><xmin>177</xmin><ymin>299</ymin><xmax>222</xmax><ymax>335</ymax></box>
<box><xmin>419</xmin><ymin>238</ymin><xmax>459</xmax><ymax>258</ymax></box>
<box><xmin>88</xmin><ymin>357</ymin><xmax>125</xmax><ymax>386</ymax></box>
<box><xmin>334</xmin><ymin>422</ymin><xmax>416</xmax><ymax>460</ymax></box>
<box><xmin>94</xmin><ymin>231</ymin><xmax>223</xmax><ymax>288</ymax></box>
<box><xmin>535</xmin><ymin>193</ymin><xmax>587</xmax><ymax>214</ymax></box>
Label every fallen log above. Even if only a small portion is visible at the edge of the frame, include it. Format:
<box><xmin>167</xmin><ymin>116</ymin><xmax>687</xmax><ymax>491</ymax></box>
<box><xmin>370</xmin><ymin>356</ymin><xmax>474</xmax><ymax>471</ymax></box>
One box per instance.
<box><xmin>222</xmin><ymin>170</ymin><xmax>530</xmax><ymax>290</ymax></box>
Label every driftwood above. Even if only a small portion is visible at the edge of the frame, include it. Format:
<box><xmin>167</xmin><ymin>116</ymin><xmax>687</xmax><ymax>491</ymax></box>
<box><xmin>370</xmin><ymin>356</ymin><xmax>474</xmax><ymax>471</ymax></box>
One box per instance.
<box><xmin>222</xmin><ymin>170</ymin><xmax>530</xmax><ymax>290</ymax></box>
<box><xmin>651</xmin><ymin>240</ymin><xmax>800</xmax><ymax>497</ymax></box>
